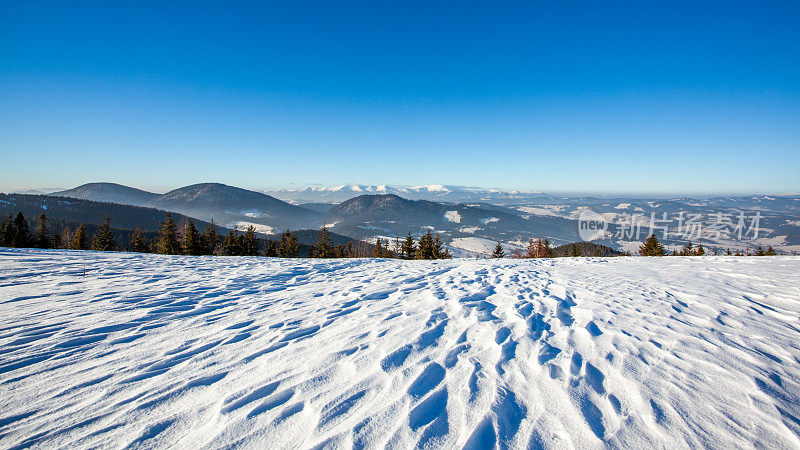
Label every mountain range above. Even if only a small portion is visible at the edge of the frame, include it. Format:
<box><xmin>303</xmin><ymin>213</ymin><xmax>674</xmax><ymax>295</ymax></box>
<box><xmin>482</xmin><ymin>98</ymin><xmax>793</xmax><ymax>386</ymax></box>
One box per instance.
<box><xmin>32</xmin><ymin>182</ymin><xmax>800</xmax><ymax>256</ymax></box>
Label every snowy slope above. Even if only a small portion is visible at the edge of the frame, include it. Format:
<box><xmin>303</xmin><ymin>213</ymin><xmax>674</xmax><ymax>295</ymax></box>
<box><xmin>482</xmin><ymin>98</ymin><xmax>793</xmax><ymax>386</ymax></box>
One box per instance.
<box><xmin>1</xmin><ymin>249</ymin><xmax>800</xmax><ymax>448</ymax></box>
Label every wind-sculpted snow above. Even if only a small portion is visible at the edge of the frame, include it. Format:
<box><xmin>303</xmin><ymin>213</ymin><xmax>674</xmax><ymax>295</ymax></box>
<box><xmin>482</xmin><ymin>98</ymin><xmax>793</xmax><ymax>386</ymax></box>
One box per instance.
<box><xmin>1</xmin><ymin>249</ymin><xmax>800</xmax><ymax>448</ymax></box>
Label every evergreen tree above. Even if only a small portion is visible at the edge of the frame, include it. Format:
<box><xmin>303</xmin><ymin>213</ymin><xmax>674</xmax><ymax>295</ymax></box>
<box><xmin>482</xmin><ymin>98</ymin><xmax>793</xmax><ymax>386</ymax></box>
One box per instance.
<box><xmin>201</xmin><ymin>220</ymin><xmax>220</xmax><ymax>255</ymax></box>
<box><xmin>725</xmin><ymin>248</ymin><xmax>732</xmax><ymax>256</ymax></box>
<box><xmin>156</xmin><ymin>213</ymin><xmax>181</xmax><ymax>255</ymax></box>
<box><xmin>262</xmin><ymin>240</ymin><xmax>279</xmax><ymax>257</ymax></box>
<box><xmin>401</xmin><ymin>232</ymin><xmax>415</xmax><ymax>260</ymax></box>
<box><xmin>695</xmin><ymin>244</ymin><xmax>705</xmax><ymax>256</ymax></box>
<box><xmin>34</xmin><ymin>213</ymin><xmax>49</xmax><ymax>248</ymax></box>
<box><xmin>241</xmin><ymin>225</ymin><xmax>260</xmax><ymax>256</ymax></box>
<box><xmin>50</xmin><ymin>230</ymin><xmax>61</xmax><ymax>249</ymax></box>
<box><xmin>0</xmin><ymin>213</ymin><xmax>14</xmax><ymax>247</ymax></box>
<box><xmin>69</xmin><ymin>224</ymin><xmax>88</xmax><ymax>250</ymax></box>
<box><xmin>130</xmin><ymin>226</ymin><xmax>149</xmax><ymax>253</ymax></box>
<box><xmin>755</xmin><ymin>245</ymin><xmax>765</xmax><ymax>256</ymax></box>
<box><xmin>91</xmin><ymin>216</ymin><xmax>117</xmax><ymax>251</ymax></box>
<box><xmin>278</xmin><ymin>229</ymin><xmax>300</xmax><ymax>258</ymax></box>
<box><xmin>183</xmin><ymin>220</ymin><xmax>201</xmax><ymax>255</ymax></box>
<box><xmin>542</xmin><ymin>239</ymin><xmax>552</xmax><ymax>258</ymax></box>
<box><xmin>222</xmin><ymin>229</ymin><xmax>240</xmax><ymax>256</ymax></box>
<box><xmin>415</xmin><ymin>230</ymin><xmax>433</xmax><ymax>259</ymax></box>
<box><xmin>639</xmin><ymin>234</ymin><xmax>666</xmax><ymax>256</ymax></box>
<box><xmin>526</xmin><ymin>239</ymin><xmax>537</xmax><ymax>258</ymax></box>
<box><xmin>312</xmin><ymin>226</ymin><xmax>334</xmax><ymax>258</ymax></box>
<box><xmin>334</xmin><ymin>244</ymin><xmax>346</xmax><ymax>258</ymax></box>
<box><xmin>345</xmin><ymin>241</ymin><xmax>356</xmax><ymax>258</ymax></box>
<box><xmin>765</xmin><ymin>246</ymin><xmax>777</xmax><ymax>256</ymax></box>
<box><xmin>12</xmin><ymin>212</ymin><xmax>29</xmax><ymax>248</ymax></box>
<box><xmin>432</xmin><ymin>234</ymin><xmax>450</xmax><ymax>259</ymax></box>
<box><xmin>491</xmin><ymin>242</ymin><xmax>505</xmax><ymax>258</ymax></box>
<box><xmin>373</xmin><ymin>238</ymin><xmax>385</xmax><ymax>258</ymax></box>
<box><xmin>570</xmin><ymin>242</ymin><xmax>582</xmax><ymax>257</ymax></box>
<box><xmin>681</xmin><ymin>241</ymin><xmax>692</xmax><ymax>256</ymax></box>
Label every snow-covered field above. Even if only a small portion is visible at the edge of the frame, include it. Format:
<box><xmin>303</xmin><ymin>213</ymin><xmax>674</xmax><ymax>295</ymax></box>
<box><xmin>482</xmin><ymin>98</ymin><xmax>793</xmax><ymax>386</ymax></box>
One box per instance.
<box><xmin>2</xmin><ymin>249</ymin><xmax>800</xmax><ymax>448</ymax></box>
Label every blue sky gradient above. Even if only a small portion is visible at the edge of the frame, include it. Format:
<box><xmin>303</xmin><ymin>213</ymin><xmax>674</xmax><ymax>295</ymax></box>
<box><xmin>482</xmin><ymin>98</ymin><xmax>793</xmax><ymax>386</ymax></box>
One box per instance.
<box><xmin>1</xmin><ymin>1</ymin><xmax>799</xmax><ymax>194</ymax></box>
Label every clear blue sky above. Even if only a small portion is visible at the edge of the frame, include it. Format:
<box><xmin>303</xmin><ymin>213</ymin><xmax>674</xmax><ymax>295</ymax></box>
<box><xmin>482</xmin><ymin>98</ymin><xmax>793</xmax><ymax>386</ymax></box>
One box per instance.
<box><xmin>1</xmin><ymin>1</ymin><xmax>799</xmax><ymax>194</ymax></box>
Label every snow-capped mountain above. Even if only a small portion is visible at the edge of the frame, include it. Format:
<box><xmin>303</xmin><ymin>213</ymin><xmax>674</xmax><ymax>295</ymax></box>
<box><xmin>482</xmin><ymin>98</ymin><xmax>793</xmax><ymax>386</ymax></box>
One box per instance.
<box><xmin>264</xmin><ymin>184</ymin><xmax>545</xmax><ymax>204</ymax></box>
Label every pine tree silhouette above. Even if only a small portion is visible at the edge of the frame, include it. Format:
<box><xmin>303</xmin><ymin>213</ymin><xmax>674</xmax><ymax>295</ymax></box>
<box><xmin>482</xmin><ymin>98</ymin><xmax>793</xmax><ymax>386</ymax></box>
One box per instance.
<box><xmin>157</xmin><ymin>214</ymin><xmax>180</xmax><ymax>255</ymax></box>
<box><xmin>278</xmin><ymin>229</ymin><xmax>300</xmax><ymax>258</ymax></box>
<box><xmin>91</xmin><ymin>216</ymin><xmax>117</xmax><ymax>251</ymax></box>
<box><xmin>639</xmin><ymin>234</ymin><xmax>666</xmax><ymax>256</ymax></box>
<box><xmin>69</xmin><ymin>224</ymin><xmax>88</xmax><ymax>250</ymax></box>
<box><xmin>491</xmin><ymin>242</ymin><xmax>505</xmax><ymax>258</ymax></box>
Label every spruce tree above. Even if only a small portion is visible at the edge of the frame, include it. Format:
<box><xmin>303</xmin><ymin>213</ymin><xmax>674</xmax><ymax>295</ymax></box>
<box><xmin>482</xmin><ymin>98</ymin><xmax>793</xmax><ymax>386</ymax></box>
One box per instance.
<box><xmin>639</xmin><ymin>234</ymin><xmax>666</xmax><ymax>256</ymax></box>
<box><xmin>69</xmin><ymin>224</ymin><xmax>88</xmax><ymax>250</ymax></box>
<box><xmin>416</xmin><ymin>230</ymin><xmax>434</xmax><ymax>259</ymax></box>
<box><xmin>262</xmin><ymin>240</ymin><xmax>278</xmax><ymax>257</ymax></box>
<box><xmin>35</xmin><ymin>213</ymin><xmax>49</xmax><ymax>248</ymax></box>
<box><xmin>157</xmin><ymin>213</ymin><xmax>180</xmax><ymax>255</ymax></box>
<box><xmin>401</xmin><ymin>232</ymin><xmax>415</xmax><ymax>260</ymax></box>
<box><xmin>543</xmin><ymin>239</ymin><xmax>552</xmax><ymax>258</ymax></box>
<box><xmin>725</xmin><ymin>248</ymin><xmax>732</xmax><ymax>256</ymax></box>
<box><xmin>432</xmin><ymin>234</ymin><xmax>450</xmax><ymax>259</ymax></box>
<box><xmin>526</xmin><ymin>239</ymin><xmax>537</xmax><ymax>258</ymax></box>
<box><xmin>130</xmin><ymin>226</ymin><xmax>149</xmax><ymax>253</ymax></box>
<box><xmin>12</xmin><ymin>212</ymin><xmax>29</xmax><ymax>248</ymax></box>
<box><xmin>278</xmin><ymin>229</ymin><xmax>300</xmax><ymax>258</ymax></box>
<box><xmin>183</xmin><ymin>220</ymin><xmax>201</xmax><ymax>255</ymax></box>
<box><xmin>491</xmin><ymin>242</ymin><xmax>505</xmax><ymax>258</ymax></box>
<box><xmin>201</xmin><ymin>220</ymin><xmax>220</xmax><ymax>255</ymax></box>
<box><xmin>765</xmin><ymin>246</ymin><xmax>777</xmax><ymax>256</ymax></box>
<box><xmin>241</xmin><ymin>225</ymin><xmax>259</xmax><ymax>256</ymax></box>
<box><xmin>570</xmin><ymin>242</ymin><xmax>582</xmax><ymax>257</ymax></box>
<box><xmin>345</xmin><ymin>241</ymin><xmax>356</xmax><ymax>258</ymax></box>
<box><xmin>222</xmin><ymin>229</ymin><xmax>240</xmax><ymax>256</ymax></box>
<box><xmin>0</xmin><ymin>213</ymin><xmax>14</xmax><ymax>247</ymax></box>
<box><xmin>372</xmin><ymin>238</ymin><xmax>385</xmax><ymax>258</ymax></box>
<box><xmin>695</xmin><ymin>244</ymin><xmax>705</xmax><ymax>256</ymax></box>
<box><xmin>755</xmin><ymin>245</ymin><xmax>765</xmax><ymax>256</ymax></box>
<box><xmin>91</xmin><ymin>216</ymin><xmax>117</xmax><ymax>251</ymax></box>
<box><xmin>312</xmin><ymin>226</ymin><xmax>334</xmax><ymax>258</ymax></box>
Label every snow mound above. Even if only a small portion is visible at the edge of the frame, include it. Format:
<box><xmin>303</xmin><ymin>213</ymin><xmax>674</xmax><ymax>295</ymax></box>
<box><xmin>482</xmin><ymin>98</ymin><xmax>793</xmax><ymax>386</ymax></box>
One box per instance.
<box><xmin>1</xmin><ymin>249</ymin><xmax>800</xmax><ymax>448</ymax></box>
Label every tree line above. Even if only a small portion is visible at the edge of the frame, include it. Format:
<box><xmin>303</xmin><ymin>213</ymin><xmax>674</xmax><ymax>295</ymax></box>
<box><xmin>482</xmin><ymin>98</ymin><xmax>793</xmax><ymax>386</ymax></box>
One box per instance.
<box><xmin>0</xmin><ymin>211</ymin><xmax>452</xmax><ymax>259</ymax></box>
<box><xmin>638</xmin><ymin>234</ymin><xmax>778</xmax><ymax>256</ymax></box>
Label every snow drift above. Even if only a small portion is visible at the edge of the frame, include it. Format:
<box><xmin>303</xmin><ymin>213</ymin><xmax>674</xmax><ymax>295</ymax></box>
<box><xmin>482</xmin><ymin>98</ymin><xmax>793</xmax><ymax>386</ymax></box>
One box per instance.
<box><xmin>1</xmin><ymin>249</ymin><xmax>800</xmax><ymax>448</ymax></box>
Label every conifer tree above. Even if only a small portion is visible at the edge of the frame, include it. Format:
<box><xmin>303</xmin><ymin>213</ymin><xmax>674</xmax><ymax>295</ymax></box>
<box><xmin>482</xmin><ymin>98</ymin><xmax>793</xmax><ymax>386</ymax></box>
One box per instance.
<box><xmin>69</xmin><ymin>224</ymin><xmax>88</xmax><ymax>250</ymax></box>
<box><xmin>262</xmin><ymin>240</ymin><xmax>278</xmax><ymax>257</ymax></box>
<box><xmin>201</xmin><ymin>220</ymin><xmax>220</xmax><ymax>255</ymax></box>
<box><xmin>765</xmin><ymin>246</ymin><xmax>776</xmax><ymax>256</ymax></box>
<box><xmin>50</xmin><ymin>230</ymin><xmax>61</xmax><ymax>249</ymax></box>
<box><xmin>432</xmin><ymin>234</ymin><xmax>450</xmax><ymax>259</ymax></box>
<box><xmin>183</xmin><ymin>220</ymin><xmax>201</xmax><ymax>255</ymax></box>
<box><xmin>695</xmin><ymin>244</ymin><xmax>705</xmax><ymax>256</ymax></box>
<box><xmin>12</xmin><ymin>212</ymin><xmax>29</xmax><ymax>248</ymax></box>
<box><xmin>373</xmin><ymin>238</ymin><xmax>385</xmax><ymax>258</ymax></box>
<box><xmin>345</xmin><ymin>241</ymin><xmax>356</xmax><ymax>258</ymax></box>
<box><xmin>91</xmin><ymin>216</ymin><xmax>117</xmax><ymax>251</ymax></box>
<box><xmin>312</xmin><ymin>226</ymin><xmax>334</xmax><ymax>258</ymax></box>
<box><xmin>222</xmin><ymin>229</ymin><xmax>240</xmax><ymax>256</ymax></box>
<box><xmin>156</xmin><ymin>214</ymin><xmax>180</xmax><ymax>255</ymax></box>
<box><xmin>543</xmin><ymin>239</ymin><xmax>552</xmax><ymax>258</ymax></box>
<box><xmin>0</xmin><ymin>213</ymin><xmax>14</xmax><ymax>247</ymax></box>
<box><xmin>278</xmin><ymin>229</ymin><xmax>300</xmax><ymax>258</ymax></box>
<box><xmin>725</xmin><ymin>248</ymin><xmax>732</xmax><ymax>256</ymax></box>
<box><xmin>491</xmin><ymin>242</ymin><xmax>505</xmax><ymax>258</ymax></box>
<box><xmin>334</xmin><ymin>244</ymin><xmax>346</xmax><ymax>258</ymax></box>
<box><xmin>755</xmin><ymin>245</ymin><xmax>765</xmax><ymax>256</ymax></box>
<box><xmin>526</xmin><ymin>239</ymin><xmax>537</xmax><ymax>258</ymax></box>
<box><xmin>241</xmin><ymin>225</ymin><xmax>260</xmax><ymax>256</ymax></box>
<box><xmin>401</xmin><ymin>232</ymin><xmax>415</xmax><ymax>260</ymax></box>
<box><xmin>34</xmin><ymin>213</ymin><xmax>49</xmax><ymax>248</ymax></box>
<box><xmin>130</xmin><ymin>226</ymin><xmax>149</xmax><ymax>253</ymax></box>
<box><xmin>570</xmin><ymin>242</ymin><xmax>582</xmax><ymax>257</ymax></box>
<box><xmin>415</xmin><ymin>230</ymin><xmax>432</xmax><ymax>259</ymax></box>
<box><xmin>639</xmin><ymin>234</ymin><xmax>666</xmax><ymax>256</ymax></box>
<box><xmin>681</xmin><ymin>241</ymin><xmax>692</xmax><ymax>256</ymax></box>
